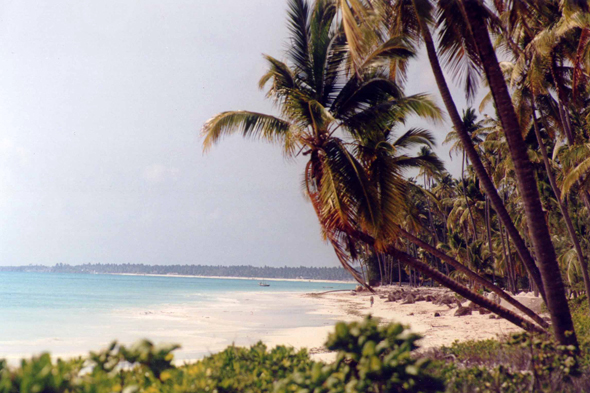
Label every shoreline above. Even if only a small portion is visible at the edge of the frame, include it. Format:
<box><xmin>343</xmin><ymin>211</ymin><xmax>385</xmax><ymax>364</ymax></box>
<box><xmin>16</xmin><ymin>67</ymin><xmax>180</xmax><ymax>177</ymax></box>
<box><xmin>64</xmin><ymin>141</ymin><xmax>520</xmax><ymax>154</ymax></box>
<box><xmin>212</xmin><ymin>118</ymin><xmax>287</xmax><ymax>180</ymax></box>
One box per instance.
<box><xmin>106</xmin><ymin>272</ymin><xmax>355</xmax><ymax>284</ymax></box>
<box><xmin>266</xmin><ymin>287</ymin><xmax>529</xmax><ymax>362</ymax></box>
<box><xmin>2</xmin><ymin>282</ymin><xmax>532</xmax><ymax>366</ymax></box>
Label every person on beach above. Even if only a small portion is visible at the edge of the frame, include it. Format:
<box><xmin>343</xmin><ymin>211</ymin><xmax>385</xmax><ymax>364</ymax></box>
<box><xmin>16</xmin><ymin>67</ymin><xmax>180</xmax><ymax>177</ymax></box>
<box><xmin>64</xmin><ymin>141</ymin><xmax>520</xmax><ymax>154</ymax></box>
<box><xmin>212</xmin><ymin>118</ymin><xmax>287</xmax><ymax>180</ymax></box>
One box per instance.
<box><xmin>370</xmin><ymin>296</ymin><xmax>374</xmax><ymax>307</ymax></box>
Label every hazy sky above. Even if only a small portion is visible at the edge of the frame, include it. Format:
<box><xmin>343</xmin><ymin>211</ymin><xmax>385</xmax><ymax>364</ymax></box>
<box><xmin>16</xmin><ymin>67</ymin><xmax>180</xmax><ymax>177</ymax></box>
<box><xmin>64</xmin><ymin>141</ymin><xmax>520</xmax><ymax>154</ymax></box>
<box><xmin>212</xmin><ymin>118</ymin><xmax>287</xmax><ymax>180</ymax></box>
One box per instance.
<box><xmin>0</xmin><ymin>0</ymin><xmax>472</xmax><ymax>267</ymax></box>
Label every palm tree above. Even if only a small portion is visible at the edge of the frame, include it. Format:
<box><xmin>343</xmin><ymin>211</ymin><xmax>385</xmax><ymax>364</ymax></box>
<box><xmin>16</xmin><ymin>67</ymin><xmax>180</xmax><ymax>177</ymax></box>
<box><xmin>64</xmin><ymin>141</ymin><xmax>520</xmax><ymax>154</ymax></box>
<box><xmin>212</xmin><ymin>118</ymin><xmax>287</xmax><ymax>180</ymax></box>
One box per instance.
<box><xmin>203</xmin><ymin>0</ymin><xmax>439</xmax><ymax>283</ymax></box>
<box><xmin>460</xmin><ymin>0</ymin><xmax>577</xmax><ymax>346</ymax></box>
<box><xmin>202</xmin><ymin>0</ymin><xmax>546</xmax><ymax>333</ymax></box>
<box><xmin>336</xmin><ymin>0</ymin><xmax>546</xmax><ymax>299</ymax></box>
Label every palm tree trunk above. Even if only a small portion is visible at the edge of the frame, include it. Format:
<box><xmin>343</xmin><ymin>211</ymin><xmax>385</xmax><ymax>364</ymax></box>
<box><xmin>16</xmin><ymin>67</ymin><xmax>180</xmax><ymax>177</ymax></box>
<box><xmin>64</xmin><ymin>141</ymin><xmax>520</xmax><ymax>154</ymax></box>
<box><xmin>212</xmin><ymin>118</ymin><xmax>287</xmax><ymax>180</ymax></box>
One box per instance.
<box><xmin>531</xmin><ymin>104</ymin><xmax>590</xmax><ymax>312</ymax></box>
<box><xmin>376</xmin><ymin>251</ymin><xmax>384</xmax><ymax>285</ymax></box>
<box><xmin>551</xmin><ymin>60</ymin><xmax>575</xmax><ymax>144</ymax></box>
<box><xmin>392</xmin><ymin>248</ymin><xmax>544</xmax><ymax>333</ymax></box>
<box><xmin>461</xmin><ymin>0</ymin><xmax>576</xmax><ymax>346</ymax></box>
<box><xmin>499</xmin><ymin>219</ymin><xmax>514</xmax><ymax>293</ymax></box>
<box><xmin>503</xmin><ymin>214</ymin><xmax>518</xmax><ymax>294</ymax></box>
<box><xmin>397</xmin><ymin>226</ymin><xmax>549</xmax><ymax>329</ymax></box>
<box><xmin>485</xmin><ymin>195</ymin><xmax>496</xmax><ymax>284</ymax></box>
<box><xmin>461</xmin><ymin>152</ymin><xmax>478</xmax><ymax>240</ymax></box>
<box><xmin>461</xmin><ymin>222</ymin><xmax>473</xmax><ymax>288</ymax></box>
<box><xmin>412</xmin><ymin>7</ymin><xmax>545</xmax><ymax>299</ymax></box>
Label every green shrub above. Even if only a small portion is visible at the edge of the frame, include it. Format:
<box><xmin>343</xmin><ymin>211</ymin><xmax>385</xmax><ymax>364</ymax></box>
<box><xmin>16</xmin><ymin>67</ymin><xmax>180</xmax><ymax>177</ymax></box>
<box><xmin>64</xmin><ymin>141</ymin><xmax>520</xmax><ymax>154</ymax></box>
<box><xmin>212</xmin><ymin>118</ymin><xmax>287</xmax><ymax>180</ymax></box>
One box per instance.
<box><xmin>0</xmin><ymin>317</ymin><xmax>443</xmax><ymax>393</ymax></box>
<box><xmin>570</xmin><ymin>296</ymin><xmax>590</xmax><ymax>347</ymax></box>
<box><xmin>428</xmin><ymin>332</ymin><xmax>590</xmax><ymax>393</ymax></box>
<box><xmin>3</xmin><ymin>341</ymin><xmax>316</xmax><ymax>393</ymax></box>
<box><xmin>274</xmin><ymin>316</ymin><xmax>444</xmax><ymax>393</ymax></box>
<box><xmin>9</xmin><ymin>317</ymin><xmax>590</xmax><ymax>392</ymax></box>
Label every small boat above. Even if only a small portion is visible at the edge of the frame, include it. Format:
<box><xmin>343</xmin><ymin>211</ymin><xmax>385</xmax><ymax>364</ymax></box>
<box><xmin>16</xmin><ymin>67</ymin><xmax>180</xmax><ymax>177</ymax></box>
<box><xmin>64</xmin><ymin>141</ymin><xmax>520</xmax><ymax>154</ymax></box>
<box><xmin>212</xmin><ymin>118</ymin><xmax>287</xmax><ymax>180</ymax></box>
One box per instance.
<box><xmin>259</xmin><ymin>280</ymin><xmax>270</xmax><ymax>287</ymax></box>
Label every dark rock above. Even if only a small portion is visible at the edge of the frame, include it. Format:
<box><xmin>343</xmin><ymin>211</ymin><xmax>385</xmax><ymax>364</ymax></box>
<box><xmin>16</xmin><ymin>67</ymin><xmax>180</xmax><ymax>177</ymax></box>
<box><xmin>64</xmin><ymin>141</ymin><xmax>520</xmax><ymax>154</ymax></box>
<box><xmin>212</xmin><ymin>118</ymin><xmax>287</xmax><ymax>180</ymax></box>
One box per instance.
<box><xmin>454</xmin><ymin>306</ymin><xmax>472</xmax><ymax>317</ymax></box>
<box><xmin>467</xmin><ymin>302</ymin><xmax>478</xmax><ymax>310</ymax></box>
<box><xmin>387</xmin><ymin>292</ymin><xmax>400</xmax><ymax>302</ymax></box>
<box><xmin>479</xmin><ymin>308</ymin><xmax>492</xmax><ymax>315</ymax></box>
<box><xmin>434</xmin><ymin>312</ymin><xmax>441</xmax><ymax>317</ymax></box>
<box><xmin>402</xmin><ymin>294</ymin><xmax>416</xmax><ymax>304</ymax></box>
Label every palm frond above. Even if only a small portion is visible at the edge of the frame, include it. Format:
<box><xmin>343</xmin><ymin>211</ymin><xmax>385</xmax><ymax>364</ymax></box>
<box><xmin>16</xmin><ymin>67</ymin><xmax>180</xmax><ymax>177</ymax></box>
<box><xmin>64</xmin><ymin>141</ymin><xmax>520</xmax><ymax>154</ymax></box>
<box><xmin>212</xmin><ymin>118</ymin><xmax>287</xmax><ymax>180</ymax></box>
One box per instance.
<box><xmin>321</xmin><ymin>139</ymin><xmax>382</xmax><ymax>233</ymax></box>
<box><xmin>395</xmin><ymin>94</ymin><xmax>443</xmax><ymax>123</ymax></box>
<box><xmin>201</xmin><ymin>111</ymin><xmax>298</xmax><ymax>155</ymax></box>
<box><xmin>337</xmin><ymin>0</ymin><xmax>376</xmax><ymax>71</ymax></box>
<box><xmin>286</xmin><ymin>0</ymin><xmax>313</xmax><ymax>81</ymax></box>
<box><xmin>562</xmin><ymin>153</ymin><xmax>590</xmax><ymax>198</ymax></box>
<box><xmin>359</xmin><ymin>36</ymin><xmax>417</xmax><ymax>70</ymax></box>
<box><xmin>436</xmin><ymin>0</ymin><xmax>483</xmax><ymax>101</ymax></box>
<box><xmin>259</xmin><ymin>55</ymin><xmax>297</xmax><ymax>95</ymax></box>
<box><xmin>309</xmin><ymin>0</ymin><xmax>338</xmax><ymax>100</ymax></box>
<box><xmin>393</xmin><ymin>127</ymin><xmax>436</xmax><ymax>149</ymax></box>
<box><xmin>331</xmin><ymin>77</ymin><xmax>403</xmax><ymax>118</ymax></box>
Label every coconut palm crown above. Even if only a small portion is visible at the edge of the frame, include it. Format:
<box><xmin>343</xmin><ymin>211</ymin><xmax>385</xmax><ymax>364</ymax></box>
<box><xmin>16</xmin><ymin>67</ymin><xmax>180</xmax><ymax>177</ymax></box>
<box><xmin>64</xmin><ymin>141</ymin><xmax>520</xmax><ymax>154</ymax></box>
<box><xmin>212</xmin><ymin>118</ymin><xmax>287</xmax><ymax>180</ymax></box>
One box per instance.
<box><xmin>201</xmin><ymin>0</ymin><xmax>441</xmax><ymax>284</ymax></box>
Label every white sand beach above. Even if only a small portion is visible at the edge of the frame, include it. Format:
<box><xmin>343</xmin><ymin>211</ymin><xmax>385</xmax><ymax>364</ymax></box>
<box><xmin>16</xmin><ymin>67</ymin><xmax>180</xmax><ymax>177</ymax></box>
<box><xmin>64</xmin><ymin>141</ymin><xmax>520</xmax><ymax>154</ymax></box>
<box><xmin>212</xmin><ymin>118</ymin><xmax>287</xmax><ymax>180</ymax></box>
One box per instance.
<box><xmin>265</xmin><ymin>287</ymin><xmax>540</xmax><ymax>362</ymax></box>
<box><xmin>2</xmin><ymin>282</ymin><xmax>541</xmax><ymax>366</ymax></box>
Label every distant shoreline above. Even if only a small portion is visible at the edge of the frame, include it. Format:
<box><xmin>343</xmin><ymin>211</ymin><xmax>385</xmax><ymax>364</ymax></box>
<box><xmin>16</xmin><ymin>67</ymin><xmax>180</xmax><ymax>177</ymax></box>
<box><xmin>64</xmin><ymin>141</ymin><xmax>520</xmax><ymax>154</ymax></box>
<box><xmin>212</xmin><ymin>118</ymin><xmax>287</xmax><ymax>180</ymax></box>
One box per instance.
<box><xmin>0</xmin><ymin>269</ymin><xmax>355</xmax><ymax>284</ymax></box>
<box><xmin>108</xmin><ymin>272</ymin><xmax>355</xmax><ymax>284</ymax></box>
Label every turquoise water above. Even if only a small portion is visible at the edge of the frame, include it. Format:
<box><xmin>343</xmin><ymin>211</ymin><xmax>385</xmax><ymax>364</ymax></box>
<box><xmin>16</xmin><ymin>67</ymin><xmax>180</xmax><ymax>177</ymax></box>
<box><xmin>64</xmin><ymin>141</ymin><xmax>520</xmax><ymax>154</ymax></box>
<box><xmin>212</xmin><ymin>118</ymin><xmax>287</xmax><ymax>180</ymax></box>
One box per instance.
<box><xmin>0</xmin><ymin>272</ymin><xmax>354</xmax><ymax>361</ymax></box>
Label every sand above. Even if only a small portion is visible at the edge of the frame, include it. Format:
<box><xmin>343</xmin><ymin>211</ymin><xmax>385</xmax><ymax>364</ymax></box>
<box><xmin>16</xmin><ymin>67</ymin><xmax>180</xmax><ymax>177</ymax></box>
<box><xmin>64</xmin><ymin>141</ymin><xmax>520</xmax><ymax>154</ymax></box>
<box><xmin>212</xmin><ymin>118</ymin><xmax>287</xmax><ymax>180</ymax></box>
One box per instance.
<box><xmin>3</xmin><ymin>284</ymin><xmax>538</xmax><ymax>366</ymax></box>
<box><xmin>112</xmin><ymin>273</ymin><xmax>354</xmax><ymax>284</ymax></box>
<box><xmin>265</xmin><ymin>287</ymin><xmax>534</xmax><ymax>362</ymax></box>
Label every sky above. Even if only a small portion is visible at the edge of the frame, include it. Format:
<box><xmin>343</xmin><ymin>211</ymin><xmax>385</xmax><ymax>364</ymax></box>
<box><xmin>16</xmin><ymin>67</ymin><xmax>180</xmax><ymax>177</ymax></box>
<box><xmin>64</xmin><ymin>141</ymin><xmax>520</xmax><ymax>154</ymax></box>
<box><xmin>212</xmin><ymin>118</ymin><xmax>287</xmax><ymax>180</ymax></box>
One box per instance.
<box><xmin>0</xmin><ymin>0</ymin><xmax>474</xmax><ymax>267</ymax></box>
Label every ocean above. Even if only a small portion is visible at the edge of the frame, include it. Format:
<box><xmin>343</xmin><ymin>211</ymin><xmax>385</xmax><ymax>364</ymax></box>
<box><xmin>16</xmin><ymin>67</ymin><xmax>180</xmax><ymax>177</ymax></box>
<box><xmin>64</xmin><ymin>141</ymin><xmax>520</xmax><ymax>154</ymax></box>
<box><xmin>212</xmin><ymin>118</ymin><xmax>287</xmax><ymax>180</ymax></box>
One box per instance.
<box><xmin>0</xmin><ymin>272</ymin><xmax>354</xmax><ymax>363</ymax></box>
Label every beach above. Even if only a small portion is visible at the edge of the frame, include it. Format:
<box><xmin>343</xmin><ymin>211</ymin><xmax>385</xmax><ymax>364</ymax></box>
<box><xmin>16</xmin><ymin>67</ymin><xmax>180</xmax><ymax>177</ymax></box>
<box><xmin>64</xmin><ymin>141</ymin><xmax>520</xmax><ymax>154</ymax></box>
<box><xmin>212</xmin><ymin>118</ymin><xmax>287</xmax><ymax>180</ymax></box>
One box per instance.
<box><xmin>1</xmin><ymin>272</ymin><xmax>539</xmax><ymax>365</ymax></box>
<box><xmin>266</xmin><ymin>287</ymin><xmax>532</xmax><ymax>362</ymax></box>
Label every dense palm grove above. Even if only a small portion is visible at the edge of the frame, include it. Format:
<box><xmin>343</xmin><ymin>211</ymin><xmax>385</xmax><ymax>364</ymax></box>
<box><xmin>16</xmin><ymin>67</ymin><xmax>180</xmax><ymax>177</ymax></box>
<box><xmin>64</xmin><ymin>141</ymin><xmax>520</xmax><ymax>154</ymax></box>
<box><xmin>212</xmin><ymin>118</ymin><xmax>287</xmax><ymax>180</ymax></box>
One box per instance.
<box><xmin>0</xmin><ymin>263</ymin><xmax>355</xmax><ymax>281</ymax></box>
<box><xmin>203</xmin><ymin>0</ymin><xmax>590</xmax><ymax>349</ymax></box>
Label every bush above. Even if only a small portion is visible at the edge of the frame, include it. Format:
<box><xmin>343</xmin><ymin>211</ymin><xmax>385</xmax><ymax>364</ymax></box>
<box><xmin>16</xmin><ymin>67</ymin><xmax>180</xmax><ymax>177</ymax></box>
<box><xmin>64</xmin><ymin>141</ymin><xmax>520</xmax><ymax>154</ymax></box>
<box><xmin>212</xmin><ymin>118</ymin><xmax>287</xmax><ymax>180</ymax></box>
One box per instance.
<box><xmin>7</xmin><ymin>317</ymin><xmax>590</xmax><ymax>392</ymax></box>
<box><xmin>275</xmin><ymin>316</ymin><xmax>444</xmax><ymax>393</ymax></box>
<box><xmin>0</xmin><ymin>317</ymin><xmax>443</xmax><ymax>393</ymax></box>
<box><xmin>427</xmin><ymin>332</ymin><xmax>590</xmax><ymax>393</ymax></box>
<box><xmin>0</xmin><ymin>340</ymin><xmax>312</xmax><ymax>393</ymax></box>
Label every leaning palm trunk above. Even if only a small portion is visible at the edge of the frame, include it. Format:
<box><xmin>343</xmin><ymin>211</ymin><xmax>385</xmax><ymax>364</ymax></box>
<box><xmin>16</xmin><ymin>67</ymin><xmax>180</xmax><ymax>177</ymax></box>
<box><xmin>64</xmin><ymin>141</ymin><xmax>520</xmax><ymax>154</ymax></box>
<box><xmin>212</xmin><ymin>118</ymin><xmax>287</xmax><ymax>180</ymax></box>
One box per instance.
<box><xmin>461</xmin><ymin>0</ymin><xmax>576</xmax><ymax>347</ymax></box>
<box><xmin>393</xmin><ymin>248</ymin><xmax>545</xmax><ymax>334</ymax></box>
<box><xmin>485</xmin><ymin>195</ymin><xmax>495</xmax><ymax>284</ymax></box>
<box><xmin>411</xmin><ymin>4</ymin><xmax>546</xmax><ymax>300</ymax></box>
<box><xmin>461</xmin><ymin>152</ymin><xmax>478</xmax><ymax>240</ymax></box>
<box><xmin>397</xmin><ymin>226</ymin><xmax>548</xmax><ymax>329</ymax></box>
<box><xmin>352</xmin><ymin>229</ymin><xmax>546</xmax><ymax>334</ymax></box>
<box><xmin>531</xmin><ymin>102</ymin><xmax>590</xmax><ymax>313</ymax></box>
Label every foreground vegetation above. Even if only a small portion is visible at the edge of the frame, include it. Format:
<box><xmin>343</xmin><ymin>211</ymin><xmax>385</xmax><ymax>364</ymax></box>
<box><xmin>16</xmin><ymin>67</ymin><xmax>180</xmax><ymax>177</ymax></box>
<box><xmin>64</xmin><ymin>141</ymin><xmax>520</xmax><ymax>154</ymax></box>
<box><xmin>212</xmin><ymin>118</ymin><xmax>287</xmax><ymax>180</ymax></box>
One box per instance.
<box><xmin>4</xmin><ymin>317</ymin><xmax>590</xmax><ymax>393</ymax></box>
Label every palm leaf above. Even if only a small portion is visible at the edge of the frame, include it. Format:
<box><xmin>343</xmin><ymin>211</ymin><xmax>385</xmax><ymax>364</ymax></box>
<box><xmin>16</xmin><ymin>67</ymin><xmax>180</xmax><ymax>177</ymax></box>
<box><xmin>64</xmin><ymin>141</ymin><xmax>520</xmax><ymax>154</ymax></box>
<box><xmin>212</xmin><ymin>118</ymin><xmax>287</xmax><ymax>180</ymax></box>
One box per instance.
<box><xmin>562</xmin><ymin>152</ymin><xmax>590</xmax><ymax>198</ymax></box>
<box><xmin>359</xmin><ymin>36</ymin><xmax>417</xmax><ymax>70</ymax></box>
<box><xmin>436</xmin><ymin>0</ymin><xmax>484</xmax><ymax>101</ymax></box>
<box><xmin>201</xmin><ymin>111</ymin><xmax>297</xmax><ymax>154</ymax></box>
<box><xmin>393</xmin><ymin>127</ymin><xmax>436</xmax><ymax>149</ymax></box>
<box><xmin>331</xmin><ymin>77</ymin><xmax>403</xmax><ymax>118</ymax></box>
<box><xmin>321</xmin><ymin>140</ymin><xmax>382</xmax><ymax>233</ymax></box>
<box><xmin>286</xmin><ymin>0</ymin><xmax>312</xmax><ymax>81</ymax></box>
<box><xmin>309</xmin><ymin>0</ymin><xmax>338</xmax><ymax>100</ymax></box>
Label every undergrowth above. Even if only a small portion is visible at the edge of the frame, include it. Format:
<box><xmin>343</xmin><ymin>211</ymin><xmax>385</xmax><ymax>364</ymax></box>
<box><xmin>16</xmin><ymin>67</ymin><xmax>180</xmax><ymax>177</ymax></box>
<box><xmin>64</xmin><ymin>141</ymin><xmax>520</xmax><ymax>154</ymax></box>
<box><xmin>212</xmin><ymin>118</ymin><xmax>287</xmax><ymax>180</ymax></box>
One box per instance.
<box><xmin>3</xmin><ymin>314</ymin><xmax>590</xmax><ymax>392</ymax></box>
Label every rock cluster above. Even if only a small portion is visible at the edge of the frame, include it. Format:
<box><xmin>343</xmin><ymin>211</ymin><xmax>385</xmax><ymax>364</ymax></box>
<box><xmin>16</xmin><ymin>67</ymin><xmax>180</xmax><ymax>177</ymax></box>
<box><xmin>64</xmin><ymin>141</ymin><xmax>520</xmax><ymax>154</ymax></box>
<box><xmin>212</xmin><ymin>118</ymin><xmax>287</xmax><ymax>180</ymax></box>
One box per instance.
<box><xmin>380</xmin><ymin>287</ymin><xmax>496</xmax><ymax>318</ymax></box>
<box><xmin>383</xmin><ymin>288</ymin><xmax>456</xmax><ymax>306</ymax></box>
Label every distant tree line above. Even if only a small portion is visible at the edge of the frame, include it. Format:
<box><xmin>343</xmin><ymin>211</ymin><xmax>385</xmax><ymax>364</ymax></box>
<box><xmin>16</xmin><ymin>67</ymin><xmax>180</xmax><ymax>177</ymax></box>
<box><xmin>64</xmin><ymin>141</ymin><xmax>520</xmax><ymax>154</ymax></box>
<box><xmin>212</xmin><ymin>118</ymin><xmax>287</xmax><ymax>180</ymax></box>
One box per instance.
<box><xmin>0</xmin><ymin>263</ymin><xmax>355</xmax><ymax>281</ymax></box>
